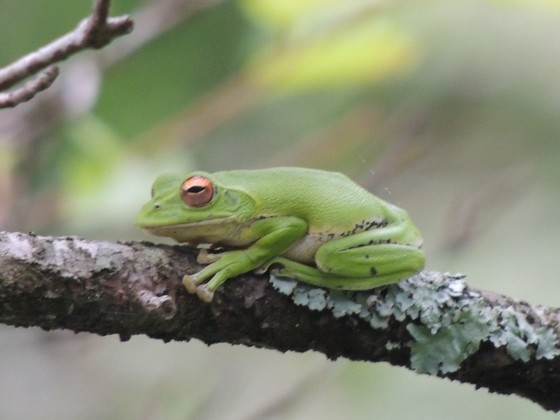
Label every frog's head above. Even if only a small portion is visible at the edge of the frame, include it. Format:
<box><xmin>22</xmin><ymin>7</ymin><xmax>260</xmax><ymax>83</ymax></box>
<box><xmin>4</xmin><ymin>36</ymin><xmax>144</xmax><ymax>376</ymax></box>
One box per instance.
<box><xmin>136</xmin><ymin>172</ymin><xmax>256</xmax><ymax>244</ymax></box>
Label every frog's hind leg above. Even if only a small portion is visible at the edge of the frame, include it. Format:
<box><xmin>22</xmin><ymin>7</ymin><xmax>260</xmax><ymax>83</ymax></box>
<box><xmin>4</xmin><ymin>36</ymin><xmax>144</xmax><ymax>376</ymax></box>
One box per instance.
<box><xmin>316</xmin><ymin>242</ymin><xmax>425</xmax><ymax>280</ymax></box>
<box><xmin>264</xmin><ymin>257</ymin><xmax>412</xmax><ymax>290</ymax></box>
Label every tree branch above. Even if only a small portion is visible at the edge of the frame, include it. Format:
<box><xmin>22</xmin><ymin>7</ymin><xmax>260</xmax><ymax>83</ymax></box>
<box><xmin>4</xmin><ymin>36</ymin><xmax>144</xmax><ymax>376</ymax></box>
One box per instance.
<box><xmin>0</xmin><ymin>0</ymin><xmax>133</xmax><ymax>108</ymax></box>
<box><xmin>1</xmin><ymin>231</ymin><xmax>560</xmax><ymax>411</ymax></box>
<box><xmin>0</xmin><ymin>66</ymin><xmax>59</xmax><ymax>108</ymax></box>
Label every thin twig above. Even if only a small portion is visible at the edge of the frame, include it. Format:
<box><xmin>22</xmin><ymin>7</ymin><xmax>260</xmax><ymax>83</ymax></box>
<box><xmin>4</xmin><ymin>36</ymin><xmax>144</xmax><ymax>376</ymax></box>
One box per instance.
<box><xmin>0</xmin><ymin>0</ymin><xmax>133</xmax><ymax>108</ymax></box>
<box><xmin>0</xmin><ymin>67</ymin><xmax>59</xmax><ymax>108</ymax></box>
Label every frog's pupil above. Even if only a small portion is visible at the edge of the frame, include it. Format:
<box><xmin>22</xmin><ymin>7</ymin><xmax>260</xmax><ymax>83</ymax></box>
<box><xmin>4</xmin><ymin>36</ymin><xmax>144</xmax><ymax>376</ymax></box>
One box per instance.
<box><xmin>187</xmin><ymin>186</ymin><xmax>205</xmax><ymax>194</ymax></box>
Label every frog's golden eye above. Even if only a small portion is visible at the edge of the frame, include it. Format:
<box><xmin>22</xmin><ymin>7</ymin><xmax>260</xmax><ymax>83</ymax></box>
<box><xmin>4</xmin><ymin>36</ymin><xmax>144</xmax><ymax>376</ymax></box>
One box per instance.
<box><xmin>181</xmin><ymin>176</ymin><xmax>214</xmax><ymax>207</ymax></box>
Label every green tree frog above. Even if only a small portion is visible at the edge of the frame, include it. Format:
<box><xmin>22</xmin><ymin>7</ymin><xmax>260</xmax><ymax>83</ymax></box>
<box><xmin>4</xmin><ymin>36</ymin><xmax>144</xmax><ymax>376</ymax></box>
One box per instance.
<box><xmin>136</xmin><ymin>167</ymin><xmax>425</xmax><ymax>302</ymax></box>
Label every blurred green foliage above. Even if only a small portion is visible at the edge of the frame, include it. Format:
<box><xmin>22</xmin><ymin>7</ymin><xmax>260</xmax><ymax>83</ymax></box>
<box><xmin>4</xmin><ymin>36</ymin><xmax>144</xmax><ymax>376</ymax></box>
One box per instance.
<box><xmin>98</xmin><ymin>2</ymin><xmax>250</xmax><ymax>138</ymax></box>
<box><xmin>2</xmin><ymin>0</ymin><xmax>560</xmax><ymax>419</ymax></box>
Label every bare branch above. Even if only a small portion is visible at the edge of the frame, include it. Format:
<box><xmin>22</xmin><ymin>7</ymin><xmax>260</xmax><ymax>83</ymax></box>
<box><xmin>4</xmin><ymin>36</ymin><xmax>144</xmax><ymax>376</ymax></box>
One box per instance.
<box><xmin>1</xmin><ymin>231</ymin><xmax>560</xmax><ymax>411</ymax></box>
<box><xmin>0</xmin><ymin>66</ymin><xmax>59</xmax><ymax>108</ymax></box>
<box><xmin>82</xmin><ymin>0</ymin><xmax>133</xmax><ymax>49</ymax></box>
<box><xmin>0</xmin><ymin>0</ymin><xmax>133</xmax><ymax>108</ymax></box>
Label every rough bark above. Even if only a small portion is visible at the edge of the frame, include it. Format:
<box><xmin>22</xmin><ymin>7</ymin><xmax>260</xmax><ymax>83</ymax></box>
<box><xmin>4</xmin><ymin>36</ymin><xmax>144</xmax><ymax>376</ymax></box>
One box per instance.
<box><xmin>1</xmin><ymin>231</ymin><xmax>559</xmax><ymax>412</ymax></box>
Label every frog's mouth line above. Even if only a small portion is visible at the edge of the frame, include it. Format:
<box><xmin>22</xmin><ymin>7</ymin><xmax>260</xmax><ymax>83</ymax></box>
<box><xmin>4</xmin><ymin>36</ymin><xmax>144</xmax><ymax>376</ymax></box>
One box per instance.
<box><xmin>140</xmin><ymin>215</ymin><xmax>254</xmax><ymax>247</ymax></box>
<box><xmin>139</xmin><ymin>215</ymin><xmax>239</xmax><ymax>231</ymax></box>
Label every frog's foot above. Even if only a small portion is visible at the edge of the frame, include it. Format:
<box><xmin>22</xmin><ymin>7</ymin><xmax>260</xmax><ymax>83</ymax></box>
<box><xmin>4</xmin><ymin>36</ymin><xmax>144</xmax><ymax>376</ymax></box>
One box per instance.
<box><xmin>194</xmin><ymin>284</ymin><xmax>214</xmax><ymax>302</ymax></box>
<box><xmin>196</xmin><ymin>249</ymin><xmax>222</xmax><ymax>264</ymax></box>
<box><xmin>183</xmin><ymin>274</ymin><xmax>200</xmax><ymax>294</ymax></box>
<box><xmin>183</xmin><ymin>274</ymin><xmax>215</xmax><ymax>302</ymax></box>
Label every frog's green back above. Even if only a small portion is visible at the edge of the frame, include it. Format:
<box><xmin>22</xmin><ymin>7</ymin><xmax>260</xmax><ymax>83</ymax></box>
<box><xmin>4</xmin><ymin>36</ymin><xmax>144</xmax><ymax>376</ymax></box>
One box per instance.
<box><xmin>210</xmin><ymin>167</ymin><xmax>399</xmax><ymax>228</ymax></box>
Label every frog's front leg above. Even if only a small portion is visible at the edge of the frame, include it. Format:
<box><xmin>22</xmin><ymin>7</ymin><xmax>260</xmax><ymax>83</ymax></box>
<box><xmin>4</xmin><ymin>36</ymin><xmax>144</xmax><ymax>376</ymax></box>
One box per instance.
<box><xmin>183</xmin><ymin>217</ymin><xmax>308</xmax><ymax>301</ymax></box>
<box><xmin>183</xmin><ymin>250</ymin><xmax>252</xmax><ymax>302</ymax></box>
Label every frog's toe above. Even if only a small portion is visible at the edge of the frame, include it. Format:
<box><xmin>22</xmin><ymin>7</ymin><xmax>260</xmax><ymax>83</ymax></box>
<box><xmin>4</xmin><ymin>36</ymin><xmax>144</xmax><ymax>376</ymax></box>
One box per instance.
<box><xmin>254</xmin><ymin>265</ymin><xmax>268</xmax><ymax>275</ymax></box>
<box><xmin>182</xmin><ymin>274</ymin><xmax>198</xmax><ymax>294</ymax></box>
<box><xmin>196</xmin><ymin>285</ymin><xmax>214</xmax><ymax>302</ymax></box>
<box><xmin>196</xmin><ymin>249</ymin><xmax>209</xmax><ymax>264</ymax></box>
<box><xmin>196</xmin><ymin>249</ymin><xmax>222</xmax><ymax>264</ymax></box>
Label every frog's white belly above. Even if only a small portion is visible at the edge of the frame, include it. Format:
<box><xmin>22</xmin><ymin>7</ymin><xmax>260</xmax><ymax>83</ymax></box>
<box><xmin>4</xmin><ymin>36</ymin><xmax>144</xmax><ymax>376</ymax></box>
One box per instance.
<box><xmin>282</xmin><ymin>233</ymin><xmax>324</xmax><ymax>264</ymax></box>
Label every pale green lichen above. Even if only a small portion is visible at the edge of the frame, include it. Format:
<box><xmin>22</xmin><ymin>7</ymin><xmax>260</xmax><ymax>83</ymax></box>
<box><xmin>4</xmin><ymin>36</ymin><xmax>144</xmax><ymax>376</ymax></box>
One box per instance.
<box><xmin>270</xmin><ymin>271</ymin><xmax>560</xmax><ymax>375</ymax></box>
<box><xmin>271</xmin><ymin>278</ymin><xmax>298</xmax><ymax>295</ymax></box>
<box><xmin>326</xmin><ymin>291</ymin><xmax>362</xmax><ymax>318</ymax></box>
<box><xmin>291</xmin><ymin>284</ymin><xmax>327</xmax><ymax>310</ymax></box>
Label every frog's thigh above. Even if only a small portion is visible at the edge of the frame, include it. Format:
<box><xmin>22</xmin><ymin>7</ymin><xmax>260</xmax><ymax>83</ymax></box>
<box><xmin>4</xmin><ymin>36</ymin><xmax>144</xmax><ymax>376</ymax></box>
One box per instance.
<box><xmin>315</xmin><ymin>234</ymin><xmax>425</xmax><ymax>278</ymax></box>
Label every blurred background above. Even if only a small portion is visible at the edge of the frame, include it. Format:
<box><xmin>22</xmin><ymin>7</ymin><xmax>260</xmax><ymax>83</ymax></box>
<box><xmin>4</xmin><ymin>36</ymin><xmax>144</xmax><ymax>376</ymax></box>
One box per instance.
<box><xmin>1</xmin><ymin>0</ymin><xmax>560</xmax><ymax>418</ymax></box>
